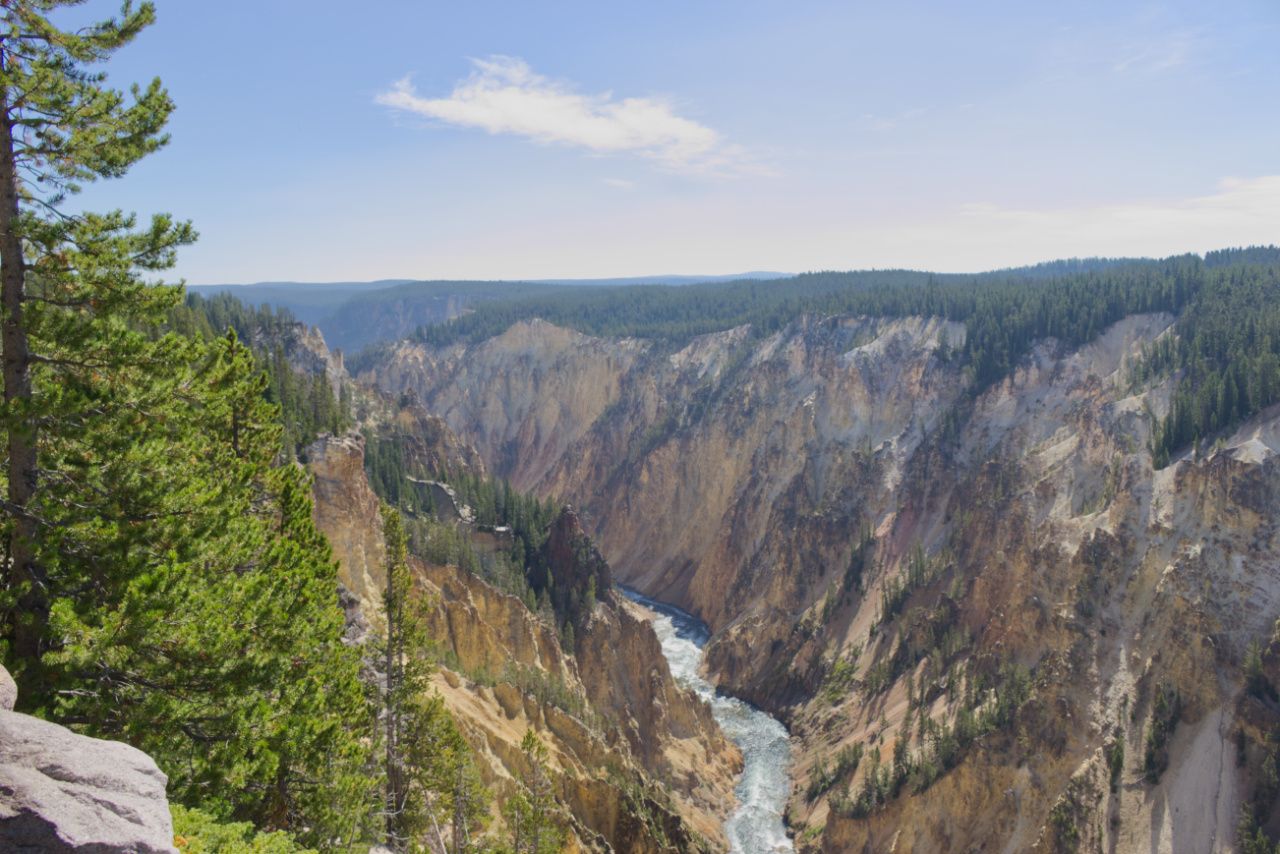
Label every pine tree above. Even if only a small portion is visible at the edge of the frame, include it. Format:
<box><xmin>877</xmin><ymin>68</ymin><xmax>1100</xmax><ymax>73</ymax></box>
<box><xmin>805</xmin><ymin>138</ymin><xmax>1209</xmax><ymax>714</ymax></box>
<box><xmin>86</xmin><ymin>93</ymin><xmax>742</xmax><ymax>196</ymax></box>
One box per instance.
<box><xmin>0</xmin><ymin>6</ymin><xmax>378</xmax><ymax>842</ymax></box>
<box><xmin>0</xmin><ymin>0</ymin><xmax>195</xmax><ymax>678</ymax></box>
<box><xmin>383</xmin><ymin>502</ymin><xmax>413</xmax><ymax>851</ymax></box>
<box><xmin>44</xmin><ymin>332</ymin><xmax>378</xmax><ymax>844</ymax></box>
<box><xmin>505</xmin><ymin>730</ymin><xmax>566</xmax><ymax>854</ymax></box>
<box><xmin>380</xmin><ymin>502</ymin><xmax>490</xmax><ymax>851</ymax></box>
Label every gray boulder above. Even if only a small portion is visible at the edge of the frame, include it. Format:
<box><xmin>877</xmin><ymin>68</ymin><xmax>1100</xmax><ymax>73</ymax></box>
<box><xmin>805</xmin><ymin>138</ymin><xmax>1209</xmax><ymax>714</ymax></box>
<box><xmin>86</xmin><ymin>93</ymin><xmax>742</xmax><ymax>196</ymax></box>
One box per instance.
<box><xmin>0</xmin><ymin>663</ymin><xmax>15</xmax><ymax>711</ymax></box>
<box><xmin>0</xmin><ymin>673</ymin><xmax>176</xmax><ymax>853</ymax></box>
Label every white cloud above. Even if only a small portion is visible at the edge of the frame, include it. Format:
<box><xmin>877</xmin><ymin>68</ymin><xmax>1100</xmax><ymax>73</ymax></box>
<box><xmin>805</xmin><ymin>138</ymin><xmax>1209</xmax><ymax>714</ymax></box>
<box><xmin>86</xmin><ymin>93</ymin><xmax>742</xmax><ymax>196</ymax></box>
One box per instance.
<box><xmin>601</xmin><ymin>177</ymin><xmax>636</xmax><ymax>190</ymax></box>
<box><xmin>377</xmin><ymin>56</ymin><xmax>757</xmax><ymax>175</ymax></box>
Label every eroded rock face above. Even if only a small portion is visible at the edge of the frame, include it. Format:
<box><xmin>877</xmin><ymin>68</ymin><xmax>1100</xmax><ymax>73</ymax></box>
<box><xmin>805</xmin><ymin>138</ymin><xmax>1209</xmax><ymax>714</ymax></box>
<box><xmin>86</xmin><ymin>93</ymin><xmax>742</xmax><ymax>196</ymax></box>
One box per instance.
<box><xmin>0</xmin><ymin>666</ymin><xmax>176</xmax><ymax>853</ymax></box>
<box><xmin>367</xmin><ymin>319</ymin><xmax>649</xmax><ymax>489</ymax></box>
<box><xmin>308</xmin><ymin>432</ymin><xmax>388</xmax><ymax>631</ymax></box>
<box><xmin>415</xmin><ymin>560</ymin><xmax>741</xmax><ymax>852</ymax></box>
<box><xmin>365</xmin><ymin>315</ymin><xmax>966</xmax><ymax>684</ymax></box>
<box><xmin>308</xmin><ymin>433</ymin><xmax>740</xmax><ymax>851</ymax></box>
<box><xmin>364</xmin><ymin>312</ymin><xmax>1280</xmax><ymax>852</ymax></box>
<box><xmin>253</xmin><ymin>319</ymin><xmax>347</xmax><ymax>398</ymax></box>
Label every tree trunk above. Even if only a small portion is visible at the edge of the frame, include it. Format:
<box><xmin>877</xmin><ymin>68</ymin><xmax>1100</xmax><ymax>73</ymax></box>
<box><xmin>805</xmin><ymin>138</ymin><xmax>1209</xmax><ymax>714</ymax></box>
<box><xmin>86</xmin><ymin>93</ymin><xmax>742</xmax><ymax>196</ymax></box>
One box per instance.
<box><xmin>385</xmin><ymin>575</ymin><xmax>402</xmax><ymax>851</ymax></box>
<box><xmin>0</xmin><ymin>68</ymin><xmax>43</xmax><ymax>668</ymax></box>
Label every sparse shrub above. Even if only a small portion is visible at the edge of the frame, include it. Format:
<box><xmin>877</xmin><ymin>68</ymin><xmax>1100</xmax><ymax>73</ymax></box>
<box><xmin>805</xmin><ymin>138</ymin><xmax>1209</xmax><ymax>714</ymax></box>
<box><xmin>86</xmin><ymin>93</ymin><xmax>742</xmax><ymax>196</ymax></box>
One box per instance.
<box><xmin>1143</xmin><ymin>683</ymin><xmax>1181</xmax><ymax>784</ymax></box>
<box><xmin>1106</xmin><ymin>731</ymin><xmax>1125</xmax><ymax>793</ymax></box>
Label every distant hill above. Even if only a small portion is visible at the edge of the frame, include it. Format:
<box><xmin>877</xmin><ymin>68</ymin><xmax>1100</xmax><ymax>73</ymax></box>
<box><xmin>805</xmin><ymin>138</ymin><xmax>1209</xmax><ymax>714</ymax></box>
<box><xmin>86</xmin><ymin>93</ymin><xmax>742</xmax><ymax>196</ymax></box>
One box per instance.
<box><xmin>529</xmin><ymin>272</ymin><xmax>790</xmax><ymax>286</ymax></box>
<box><xmin>188</xmin><ymin>281</ymin><xmax>416</xmax><ymax>326</ymax></box>
<box><xmin>189</xmin><ymin>272</ymin><xmax>792</xmax><ymax>353</ymax></box>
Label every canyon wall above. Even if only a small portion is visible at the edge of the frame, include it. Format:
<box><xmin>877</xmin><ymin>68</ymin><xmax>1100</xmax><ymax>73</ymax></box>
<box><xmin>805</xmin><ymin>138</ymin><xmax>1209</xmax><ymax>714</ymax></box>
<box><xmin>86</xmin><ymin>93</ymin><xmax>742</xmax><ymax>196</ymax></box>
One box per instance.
<box><xmin>307</xmin><ymin>433</ymin><xmax>740</xmax><ymax>852</ymax></box>
<box><xmin>365</xmin><ymin>312</ymin><xmax>1280</xmax><ymax>852</ymax></box>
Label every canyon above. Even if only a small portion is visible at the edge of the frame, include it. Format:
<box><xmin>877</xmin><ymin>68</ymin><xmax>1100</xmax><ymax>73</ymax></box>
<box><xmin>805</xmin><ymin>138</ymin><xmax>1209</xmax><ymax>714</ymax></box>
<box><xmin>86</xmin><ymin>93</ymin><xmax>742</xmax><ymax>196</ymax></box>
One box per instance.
<box><xmin>358</xmin><ymin>309</ymin><xmax>1280</xmax><ymax>851</ymax></box>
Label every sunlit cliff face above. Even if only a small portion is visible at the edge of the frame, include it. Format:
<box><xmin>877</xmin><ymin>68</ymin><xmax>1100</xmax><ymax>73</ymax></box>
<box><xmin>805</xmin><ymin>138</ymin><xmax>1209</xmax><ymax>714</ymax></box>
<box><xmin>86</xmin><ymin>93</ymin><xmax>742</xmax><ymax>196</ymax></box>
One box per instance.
<box><xmin>365</xmin><ymin>311</ymin><xmax>1280</xmax><ymax>852</ymax></box>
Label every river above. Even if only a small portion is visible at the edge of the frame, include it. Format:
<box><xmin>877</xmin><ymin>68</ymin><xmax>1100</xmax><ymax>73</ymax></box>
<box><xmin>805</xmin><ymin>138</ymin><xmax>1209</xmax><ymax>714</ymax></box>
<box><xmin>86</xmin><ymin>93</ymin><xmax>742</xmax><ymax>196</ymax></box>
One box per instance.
<box><xmin>622</xmin><ymin>588</ymin><xmax>794</xmax><ymax>854</ymax></box>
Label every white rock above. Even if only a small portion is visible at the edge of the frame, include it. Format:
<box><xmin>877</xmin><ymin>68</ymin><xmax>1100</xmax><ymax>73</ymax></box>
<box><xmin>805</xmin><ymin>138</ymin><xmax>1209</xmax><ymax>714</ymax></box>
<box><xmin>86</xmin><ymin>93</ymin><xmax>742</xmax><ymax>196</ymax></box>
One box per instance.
<box><xmin>0</xmin><ymin>708</ymin><xmax>176</xmax><ymax>852</ymax></box>
<box><xmin>0</xmin><ymin>664</ymin><xmax>15</xmax><ymax>711</ymax></box>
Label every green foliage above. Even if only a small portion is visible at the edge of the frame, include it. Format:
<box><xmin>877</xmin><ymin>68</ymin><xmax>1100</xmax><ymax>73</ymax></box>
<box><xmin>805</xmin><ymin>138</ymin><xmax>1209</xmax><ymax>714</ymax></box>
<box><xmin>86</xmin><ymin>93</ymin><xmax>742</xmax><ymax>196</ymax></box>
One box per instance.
<box><xmin>1143</xmin><ymin>683</ymin><xmax>1182</xmax><ymax>784</ymax></box>
<box><xmin>411</xmin><ymin>249</ymin><xmax>1280</xmax><ymax>461</ymax></box>
<box><xmin>0</xmin><ymin>0</ymin><xmax>197</xmax><ymax>673</ymax></box>
<box><xmin>1247</xmin><ymin>641</ymin><xmax>1278</xmax><ymax>702</ymax></box>
<box><xmin>171</xmin><ymin>805</ymin><xmax>314</xmax><ymax>854</ymax></box>
<box><xmin>1048</xmin><ymin>798</ymin><xmax>1081</xmax><ymax>852</ymax></box>
<box><xmin>1239</xmin><ymin>808</ymin><xmax>1280</xmax><ymax>854</ymax></box>
<box><xmin>822</xmin><ymin>651</ymin><xmax>861</xmax><ymax>704</ymax></box>
<box><xmin>1138</xmin><ymin>261</ymin><xmax>1280</xmax><ymax>465</ymax></box>
<box><xmin>836</xmin><ymin>661</ymin><xmax>1033</xmax><ymax>818</ymax></box>
<box><xmin>36</xmin><ymin>333</ymin><xmax>377</xmax><ymax>844</ymax></box>
<box><xmin>379</xmin><ymin>505</ymin><xmax>490</xmax><ymax>852</ymax></box>
<box><xmin>397</xmin><ymin>692</ymin><xmax>491</xmax><ymax>853</ymax></box>
<box><xmin>1106</xmin><ymin>731</ymin><xmax>1125</xmax><ymax>793</ymax></box>
<box><xmin>362</xmin><ymin>430</ymin><xmax>420</xmax><ymax>509</ymax></box>
<box><xmin>499</xmin><ymin>661</ymin><xmax>601</xmax><ymax>729</ymax></box>
<box><xmin>0</xmin><ymin>5</ymin><xmax>376</xmax><ymax>840</ymax></box>
<box><xmin>805</xmin><ymin>742</ymin><xmax>863</xmax><ymax>802</ymax></box>
<box><xmin>173</xmin><ymin>293</ymin><xmax>351</xmax><ymax>456</ymax></box>
<box><xmin>448</xmin><ymin>470</ymin><xmax>559</xmax><ymax>545</ymax></box>
<box><xmin>877</xmin><ymin>544</ymin><xmax>940</xmax><ymax>628</ymax></box>
<box><xmin>840</xmin><ymin>523</ymin><xmax>875</xmax><ymax>604</ymax></box>
<box><xmin>360</xmin><ymin>438</ymin><xmax>560</xmax><ymax>615</ymax></box>
<box><xmin>415</xmin><ymin>256</ymin><xmax>1209</xmax><ymax>395</ymax></box>
<box><xmin>871</xmin><ymin>601</ymin><xmax>970</xmax><ymax>701</ymax></box>
<box><xmin>504</xmin><ymin>731</ymin><xmax>568</xmax><ymax>854</ymax></box>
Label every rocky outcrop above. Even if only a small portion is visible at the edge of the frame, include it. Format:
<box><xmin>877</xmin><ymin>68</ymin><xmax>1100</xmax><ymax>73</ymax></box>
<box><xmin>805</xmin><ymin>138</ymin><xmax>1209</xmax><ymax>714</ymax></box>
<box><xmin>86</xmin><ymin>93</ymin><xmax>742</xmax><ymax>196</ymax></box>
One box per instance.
<box><xmin>308</xmin><ymin>432</ymin><xmax>388</xmax><ymax>631</ymax></box>
<box><xmin>0</xmin><ymin>665</ymin><xmax>176</xmax><ymax>853</ymax></box>
<box><xmin>0</xmin><ymin>664</ymin><xmax>15</xmax><ymax>712</ymax></box>
<box><xmin>252</xmin><ymin>318</ymin><xmax>347</xmax><ymax>397</ymax></box>
<box><xmin>534</xmin><ymin>506</ymin><xmax>612</xmax><ymax>628</ymax></box>
<box><xmin>366</xmin><ymin>391</ymin><xmax>488</xmax><ymax>481</ymax></box>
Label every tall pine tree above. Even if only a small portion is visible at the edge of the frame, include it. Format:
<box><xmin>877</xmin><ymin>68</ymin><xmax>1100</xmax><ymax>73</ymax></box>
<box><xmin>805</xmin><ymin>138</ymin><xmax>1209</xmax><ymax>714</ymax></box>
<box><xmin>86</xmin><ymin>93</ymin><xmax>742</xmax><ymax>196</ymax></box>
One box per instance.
<box><xmin>0</xmin><ymin>3</ymin><xmax>377</xmax><ymax>845</ymax></box>
<box><xmin>0</xmin><ymin>0</ymin><xmax>194</xmax><ymax>677</ymax></box>
<box><xmin>379</xmin><ymin>502</ymin><xmax>490</xmax><ymax>851</ymax></box>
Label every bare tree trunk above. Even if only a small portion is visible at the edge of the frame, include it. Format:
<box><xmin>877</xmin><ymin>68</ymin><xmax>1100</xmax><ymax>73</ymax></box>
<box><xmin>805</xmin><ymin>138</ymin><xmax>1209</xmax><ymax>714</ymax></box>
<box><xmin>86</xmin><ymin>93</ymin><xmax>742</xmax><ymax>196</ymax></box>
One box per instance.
<box><xmin>385</xmin><ymin>606</ymin><xmax>397</xmax><ymax>848</ymax></box>
<box><xmin>0</xmin><ymin>64</ymin><xmax>43</xmax><ymax>668</ymax></box>
<box><xmin>453</xmin><ymin>766</ymin><xmax>464</xmax><ymax>853</ymax></box>
<box><xmin>425</xmin><ymin>796</ymin><xmax>448</xmax><ymax>854</ymax></box>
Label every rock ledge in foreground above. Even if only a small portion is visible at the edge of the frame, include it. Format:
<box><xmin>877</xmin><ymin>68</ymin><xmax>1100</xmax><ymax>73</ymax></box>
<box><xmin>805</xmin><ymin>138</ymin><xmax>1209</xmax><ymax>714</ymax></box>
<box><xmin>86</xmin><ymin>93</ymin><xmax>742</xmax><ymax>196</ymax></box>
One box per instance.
<box><xmin>0</xmin><ymin>664</ymin><xmax>176</xmax><ymax>853</ymax></box>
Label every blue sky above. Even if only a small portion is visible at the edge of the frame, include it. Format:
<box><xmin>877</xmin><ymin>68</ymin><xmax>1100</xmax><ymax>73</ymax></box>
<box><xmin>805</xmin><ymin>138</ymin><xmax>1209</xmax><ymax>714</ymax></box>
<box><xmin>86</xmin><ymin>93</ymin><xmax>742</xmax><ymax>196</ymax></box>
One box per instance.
<box><xmin>67</xmin><ymin>1</ymin><xmax>1280</xmax><ymax>283</ymax></box>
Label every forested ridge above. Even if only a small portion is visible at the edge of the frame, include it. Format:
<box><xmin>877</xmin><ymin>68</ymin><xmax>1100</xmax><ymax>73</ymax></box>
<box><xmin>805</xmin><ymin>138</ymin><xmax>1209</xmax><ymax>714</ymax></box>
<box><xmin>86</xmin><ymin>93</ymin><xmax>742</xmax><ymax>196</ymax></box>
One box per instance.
<box><xmin>1135</xmin><ymin>257</ymin><xmax>1280</xmax><ymax>465</ymax></box>
<box><xmin>171</xmin><ymin>292</ymin><xmax>352</xmax><ymax>456</ymax></box>
<box><xmin>408</xmin><ymin>247</ymin><xmax>1280</xmax><ymax>462</ymax></box>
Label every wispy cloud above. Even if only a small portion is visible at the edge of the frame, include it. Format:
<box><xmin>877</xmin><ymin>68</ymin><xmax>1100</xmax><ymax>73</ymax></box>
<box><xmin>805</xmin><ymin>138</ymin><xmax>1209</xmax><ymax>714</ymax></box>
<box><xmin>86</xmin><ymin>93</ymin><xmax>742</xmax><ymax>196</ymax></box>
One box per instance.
<box><xmin>601</xmin><ymin>177</ymin><xmax>636</xmax><ymax>190</ymax></box>
<box><xmin>1112</xmin><ymin>29</ymin><xmax>1198</xmax><ymax>74</ymax></box>
<box><xmin>377</xmin><ymin>56</ymin><xmax>759</xmax><ymax>176</ymax></box>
